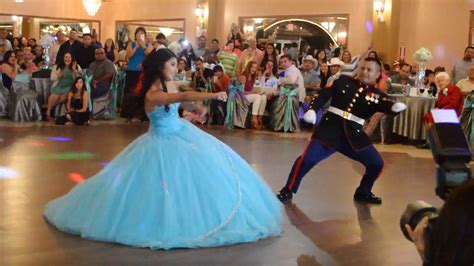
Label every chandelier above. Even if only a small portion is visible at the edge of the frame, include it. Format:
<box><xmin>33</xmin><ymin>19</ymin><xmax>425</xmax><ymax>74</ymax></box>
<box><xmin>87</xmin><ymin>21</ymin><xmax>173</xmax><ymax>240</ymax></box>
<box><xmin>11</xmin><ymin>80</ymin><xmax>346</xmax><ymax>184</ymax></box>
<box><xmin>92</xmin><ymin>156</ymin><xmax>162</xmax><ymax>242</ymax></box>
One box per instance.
<box><xmin>82</xmin><ymin>0</ymin><xmax>102</xmax><ymax>16</ymax></box>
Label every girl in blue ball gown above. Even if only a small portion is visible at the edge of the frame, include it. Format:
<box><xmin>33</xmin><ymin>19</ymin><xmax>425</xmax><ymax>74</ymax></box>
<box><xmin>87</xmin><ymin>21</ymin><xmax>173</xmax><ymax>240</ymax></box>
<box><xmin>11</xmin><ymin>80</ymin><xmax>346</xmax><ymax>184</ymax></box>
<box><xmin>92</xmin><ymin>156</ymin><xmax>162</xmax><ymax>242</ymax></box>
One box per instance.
<box><xmin>44</xmin><ymin>48</ymin><xmax>283</xmax><ymax>250</ymax></box>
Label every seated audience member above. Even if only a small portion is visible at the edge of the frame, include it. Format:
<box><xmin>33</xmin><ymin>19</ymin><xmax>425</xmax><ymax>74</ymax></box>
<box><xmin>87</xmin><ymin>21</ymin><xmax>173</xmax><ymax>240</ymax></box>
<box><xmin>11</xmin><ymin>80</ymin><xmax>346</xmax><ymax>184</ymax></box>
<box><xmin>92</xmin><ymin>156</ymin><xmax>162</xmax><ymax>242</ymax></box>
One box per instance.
<box><xmin>456</xmin><ymin>64</ymin><xmax>474</xmax><ymax>95</ymax></box>
<box><xmin>259</xmin><ymin>60</ymin><xmax>279</xmax><ymax>98</ymax></box>
<box><xmin>174</xmin><ymin>58</ymin><xmax>188</xmax><ymax>81</ymax></box>
<box><xmin>88</xmin><ymin>48</ymin><xmax>116</xmax><ymax>99</ymax></box>
<box><xmin>66</xmin><ymin>77</ymin><xmax>90</xmax><ymax>125</ymax></box>
<box><xmin>47</xmin><ymin>52</ymin><xmax>80</xmax><ymax>120</ymax></box>
<box><xmin>33</xmin><ymin>46</ymin><xmax>45</xmax><ymax>67</ymax></box>
<box><xmin>191</xmin><ymin>57</ymin><xmax>213</xmax><ymax>91</ymax></box>
<box><xmin>424</xmin><ymin>69</ymin><xmax>438</xmax><ymax>96</ymax></box>
<box><xmin>387</xmin><ymin>63</ymin><xmax>415</xmax><ymax>94</ymax></box>
<box><xmin>239</xmin><ymin>60</ymin><xmax>267</xmax><ymax>129</ymax></box>
<box><xmin>0</xmin><ymin>51</ymin><xmax>17</xmax><ymax>90</ymax></box>
<box><xmin>301</xmin><ymin>55</ymin><xmax>320</xmax><ymax>98</ymax></box>
<box><xmin>423</xmin><ymin>72</ymin><xmax>463</xmax><ymax>126</ymax></box>
<box><xmin>405</xmin><ymin>179</ymin><xmax>474</xmax><ymax>265</ymax></box>
<box><xmin>457</xmin><ymin>65</ymin><xmax>474</xmax><ymax>139</ymax></box>
<box><xmin>208</xmin><ymin>65</ymin><xmax>230</xmax><ymax>125</ymax></box>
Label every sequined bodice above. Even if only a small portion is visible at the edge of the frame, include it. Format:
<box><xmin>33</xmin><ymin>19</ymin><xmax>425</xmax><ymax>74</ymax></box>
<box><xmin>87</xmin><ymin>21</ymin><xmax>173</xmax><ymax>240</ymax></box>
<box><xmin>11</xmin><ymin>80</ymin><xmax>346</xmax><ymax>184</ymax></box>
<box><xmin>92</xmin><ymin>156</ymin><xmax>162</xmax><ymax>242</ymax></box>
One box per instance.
<box><xmin>147</xmin><ymin>103</ymin><xmax>182</xmax><ymax>134</ymax></box>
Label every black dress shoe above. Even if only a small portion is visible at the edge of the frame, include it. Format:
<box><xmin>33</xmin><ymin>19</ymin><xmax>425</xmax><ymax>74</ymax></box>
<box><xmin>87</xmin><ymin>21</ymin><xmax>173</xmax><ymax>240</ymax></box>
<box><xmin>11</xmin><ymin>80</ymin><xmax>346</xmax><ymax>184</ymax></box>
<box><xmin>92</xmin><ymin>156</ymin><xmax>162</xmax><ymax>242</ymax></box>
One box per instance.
<box><xmin>353</xmin><ymin>192</ymin><xmax>382</xmax><ymax>204</ymax></box>
<box><xmin>276</xmin><ymin>187</ymin><xmax>293</xmax><ymax>202</ymax></box>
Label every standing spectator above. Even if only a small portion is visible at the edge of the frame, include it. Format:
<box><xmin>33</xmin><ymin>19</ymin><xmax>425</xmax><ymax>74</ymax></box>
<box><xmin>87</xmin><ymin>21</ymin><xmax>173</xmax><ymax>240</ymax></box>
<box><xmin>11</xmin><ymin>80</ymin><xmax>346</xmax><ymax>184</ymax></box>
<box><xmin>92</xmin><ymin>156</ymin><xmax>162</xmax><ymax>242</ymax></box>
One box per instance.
<box><xmin>287</xmin><ymin>42</ymin><xmax>299</xmax><ymax>61</ymax></box>
<box><xmin>28</xmin><ymin>38</ymin><xmax>37</xmax><ymax>50</ymax></box>
<box><xmin>19</xmin><ymin>37</ymin><xmax>28</xmax><ymax>50</ymax></box>
<box><xmin>178</xmin><ymin>40</ymin><xmax>197</xmax><ymax>70</ymax></box>
<box><xmin>280</xmin><ymin>55</ymin><xmax>305</xmax><ymax>103</ymax></box>
<box><xmin>204</xmin><ymin>38</ymin><xmax>220</xmax><ymax>62</ymax></box>
<box><xmin>49</xmin><ymin>31</ymin><xmax>66</xmax><ymax>67</ymax></box>
<box><xmin>88</xmin><ymin>48</ymin><xmax>116</xmax><ymax>99</ymax></box>
<box><xmin>91</xmin><ymin>29</ymin><xmax>102</xmax><ymax>48</ymax></box>
<box><xmin>452</xmin><ymin>46</ymin><xmax>474</xmax><ymax>84</ymax></box>
<box><xmin>154</xmin><ymin>33</ymin><xmax>168</xmax><ymax>51</ymax></box>
<box><xmin>195</xmin><ymin>35</ymin><xmax>209</xmax><ymax>58</ymax></box>
<box><xmin>217</xmin><ymin>40</ymin><xmax>239</xmax><ymax>77</ymax></box>
<box><xmin>120</xmin><ymin>27</ymin><xmax>150</xmax><ymax>121</ymax></box>
<box><xmin>277</xmin><ymin>46</ymin><xmax>289</xmax><ymax>64</ymax></box>
<box><xmin>227</xmin><ymin>23</ymin><xmax>243</xmax><ymax>47</ymax></box>
<box><xmin>11</xmin><ymin>37</ymin><xmax>20</xmax><ymax>52</ymax></box>
<box><xmin>55</xmin><ymin>29</ymin><xmax>82</xmax><ymax>65</ymax></box>
<box><xmin>0</xmin><ymin>29</ymin><xmax>12</xmax><ymax>61</ymax></box>
<box><xmin>319</xmin><ymin>61</ymin><xmax>331</xmax><ymax>89</ymax></box>
<box><xmin>104</xmin><ymin>38</ymin><xmax>119</xmax><ymax>64</ymax></box>
<box><xmin>314</xmin><ymin>49</ymin><xmax>327</xmax><ymax>73</ymax></box>
<box><xmin>238</xmin><ymin>38</ymin><xmax>263</xmax><ymax>74</ymax></box>
<box><xmin>260</xmin><ymin>43</ymin><xmax>278</xmax><ymax>74</ymax></box>
<box><xmin>76</xmin><ymin>33</ymin><xmax>96</xmax><ymax>69</ymax></box>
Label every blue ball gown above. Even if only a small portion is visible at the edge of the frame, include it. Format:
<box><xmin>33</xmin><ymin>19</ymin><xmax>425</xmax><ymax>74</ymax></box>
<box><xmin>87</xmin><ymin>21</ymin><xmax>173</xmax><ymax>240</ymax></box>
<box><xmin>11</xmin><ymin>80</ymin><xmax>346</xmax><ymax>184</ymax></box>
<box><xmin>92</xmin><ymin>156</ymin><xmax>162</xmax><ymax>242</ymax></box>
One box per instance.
<box><xmin>44</xmin><ymin>102</ymin><xmax>283</xmax><ymax>250</ymax></box>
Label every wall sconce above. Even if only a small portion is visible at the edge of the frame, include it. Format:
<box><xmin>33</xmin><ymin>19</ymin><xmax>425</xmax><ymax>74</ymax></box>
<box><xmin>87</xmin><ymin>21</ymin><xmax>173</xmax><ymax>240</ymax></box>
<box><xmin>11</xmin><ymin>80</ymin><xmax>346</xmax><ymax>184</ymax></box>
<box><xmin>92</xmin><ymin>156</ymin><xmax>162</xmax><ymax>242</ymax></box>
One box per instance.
<box><xmin>195</xmin><ymin>5</ymin><xmax>204</xmax><ymax>18</ymax></box>
<box><xmin>374</xmin><ymin>0</ymin><xmax>385</xmax><ymax>22</ymax></box>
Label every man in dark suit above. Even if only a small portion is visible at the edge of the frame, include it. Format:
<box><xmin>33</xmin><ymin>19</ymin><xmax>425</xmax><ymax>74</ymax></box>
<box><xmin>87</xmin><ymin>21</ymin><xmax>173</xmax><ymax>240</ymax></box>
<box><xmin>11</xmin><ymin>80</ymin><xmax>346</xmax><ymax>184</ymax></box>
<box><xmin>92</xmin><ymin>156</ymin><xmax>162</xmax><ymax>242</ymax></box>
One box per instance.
<box><xmin>277</xmin><ymin>57</ymin><xmax>407</xmax><ymax>204</ymax></box>
<box><xmin>55</xmin><ymin>29</ymin><xmax>82</xmax><ymax>65</ymax></box>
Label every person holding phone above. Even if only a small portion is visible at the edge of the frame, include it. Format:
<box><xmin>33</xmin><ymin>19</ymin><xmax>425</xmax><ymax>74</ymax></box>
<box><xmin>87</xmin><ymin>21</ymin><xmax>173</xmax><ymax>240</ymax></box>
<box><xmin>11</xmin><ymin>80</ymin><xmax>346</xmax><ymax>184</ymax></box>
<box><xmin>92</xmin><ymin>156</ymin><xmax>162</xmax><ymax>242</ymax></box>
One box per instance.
<box><xmin>121</xmin><ymin>27</ymin><xmax>151</xmax><ymax>122</ymax></box>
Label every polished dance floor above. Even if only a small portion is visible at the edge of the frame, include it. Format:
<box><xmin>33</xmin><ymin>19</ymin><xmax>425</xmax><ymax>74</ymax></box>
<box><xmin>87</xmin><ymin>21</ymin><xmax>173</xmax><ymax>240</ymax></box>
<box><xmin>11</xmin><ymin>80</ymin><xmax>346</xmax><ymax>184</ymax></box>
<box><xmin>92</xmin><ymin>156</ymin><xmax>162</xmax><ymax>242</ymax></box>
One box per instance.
<box><xmin>0</xmin><ymin>121</ymin><xmax>443</xmax><ymax>265</ymax></box>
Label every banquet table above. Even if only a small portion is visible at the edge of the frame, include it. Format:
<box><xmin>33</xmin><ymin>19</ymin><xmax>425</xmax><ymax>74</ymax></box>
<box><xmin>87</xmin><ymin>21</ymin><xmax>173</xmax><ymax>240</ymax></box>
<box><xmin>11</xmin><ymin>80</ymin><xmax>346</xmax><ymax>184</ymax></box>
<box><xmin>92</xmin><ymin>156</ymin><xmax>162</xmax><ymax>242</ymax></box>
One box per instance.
<box><xmin>390</xmin><ymin>95</ymin><xmax>437</xmax><ymax>140</ymax></box>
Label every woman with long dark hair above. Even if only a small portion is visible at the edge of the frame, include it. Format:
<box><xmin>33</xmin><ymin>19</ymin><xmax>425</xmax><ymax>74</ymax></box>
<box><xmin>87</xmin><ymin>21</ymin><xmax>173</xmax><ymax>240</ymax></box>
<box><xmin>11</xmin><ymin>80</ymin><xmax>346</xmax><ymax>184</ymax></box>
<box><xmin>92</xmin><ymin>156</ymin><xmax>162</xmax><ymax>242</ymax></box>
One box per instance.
<box><xmin>44</xmin><ymin>48</ymin><xmax>282</xmax><ymax>250</ymax></box>
<box><xmin>47</xmin><ymin>52</ymin><xmax>80</xmax><ymax>120</ymax></box>
<box><xmin>65</xmin><ymin>77</ymin><xmax>90</xmax><ymax>125</ymax></box>
<box><xmin>104</xmin><ymin>38</ymin><xmax>119</xmax><ymax>64</ymax></box>
<box><xmin>260</xmin><ymin>43</ymin><xmax>278</xmax><ymax>74</ymax></box>
<box><xmin>406</xmin><ymin>179</ymin><xmax>474</xmax><ymax>265</ymax></box>
<box><xmin>0</xmin><ymin>51</ymin><xmax>18</xmax><ymax>90</ymax></box>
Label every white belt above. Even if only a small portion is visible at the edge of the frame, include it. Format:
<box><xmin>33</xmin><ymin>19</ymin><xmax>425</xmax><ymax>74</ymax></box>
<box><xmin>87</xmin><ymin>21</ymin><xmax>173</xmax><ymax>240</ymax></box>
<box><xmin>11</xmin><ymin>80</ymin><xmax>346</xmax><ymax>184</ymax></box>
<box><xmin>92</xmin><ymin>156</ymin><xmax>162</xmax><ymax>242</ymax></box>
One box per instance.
<box><xmin>327</xmin><ymin>106</ymin><xmax>365</xmax><ymax>126</ymax></box>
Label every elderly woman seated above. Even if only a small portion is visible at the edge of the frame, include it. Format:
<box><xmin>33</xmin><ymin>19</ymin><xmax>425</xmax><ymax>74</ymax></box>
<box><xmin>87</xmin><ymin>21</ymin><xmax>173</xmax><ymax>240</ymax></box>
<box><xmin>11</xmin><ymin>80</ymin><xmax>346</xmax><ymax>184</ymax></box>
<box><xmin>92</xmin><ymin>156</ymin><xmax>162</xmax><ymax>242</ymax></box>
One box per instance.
<box><xmin>419</xmin><ymin>72</ymin><xmax>464</xmax><ymax>148</ymax></box>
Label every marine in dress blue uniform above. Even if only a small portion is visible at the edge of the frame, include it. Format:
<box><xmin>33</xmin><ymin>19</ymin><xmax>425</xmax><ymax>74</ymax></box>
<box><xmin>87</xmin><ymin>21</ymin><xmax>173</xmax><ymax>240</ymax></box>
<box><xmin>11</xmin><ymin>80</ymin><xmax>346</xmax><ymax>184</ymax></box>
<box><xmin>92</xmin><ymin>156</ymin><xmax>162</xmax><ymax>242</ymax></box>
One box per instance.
<box><xmin>277</xmin><ymin>58</ymin><xmax>407</xmax><ymax>204</ymax></box>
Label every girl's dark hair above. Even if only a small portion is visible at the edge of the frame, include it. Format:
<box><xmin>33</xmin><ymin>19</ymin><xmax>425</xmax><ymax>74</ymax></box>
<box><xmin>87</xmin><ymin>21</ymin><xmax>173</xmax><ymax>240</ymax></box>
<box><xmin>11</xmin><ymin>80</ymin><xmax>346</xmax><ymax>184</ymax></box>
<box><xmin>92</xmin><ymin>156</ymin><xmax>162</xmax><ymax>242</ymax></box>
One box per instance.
<box><xmin>1</xmin><ymin>51</ymin><xmax>15</xmax><ymax>65</ymax></box>
<box><xmin>213</xmin><ymin>65</ymin><xmax>224</xmax><ymax>73</ymax></box>
<box><xmin>57</xmin><ymin>52</ymin><xmax>74</xmax><ymax>71</ymax></box>
<box><xmin>134</xmin><ymin>27</ymin><xmax>146</xmax><ymax>40</ymax></box>
<box><xmin>141</xmin><ymin>48</ymin><xmax>177</xmax><ymax>111</ymax></box>
<box><xmin>70</xmin><ymin>77</ymin><xmax>85</xmax><ymax>94</ymax></box>
<box><xmin>260</xmin><ymin>43</ymin><xmax>278</xmax><ymax>74</ymax></box>
<box><xmin>368</xmin><ymin>50</ymin><xmax>380</xmax><ymax>60</ymax></box>
<box><xmin>428</xmin><ymin>179</ymin><xmax>474</xmax><ymax>266</ymax></box>
<box><xmin>105</xmin><ymin>38</ymin><xmax>115</xmax><ymax>52</ymax></box>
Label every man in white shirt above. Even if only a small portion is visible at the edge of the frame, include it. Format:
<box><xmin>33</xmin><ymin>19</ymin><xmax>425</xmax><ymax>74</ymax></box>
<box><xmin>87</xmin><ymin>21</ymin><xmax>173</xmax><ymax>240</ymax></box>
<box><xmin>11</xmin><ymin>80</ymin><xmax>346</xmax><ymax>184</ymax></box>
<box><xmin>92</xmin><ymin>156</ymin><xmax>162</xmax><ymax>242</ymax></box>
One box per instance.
<box><xmin>279</xmin><ymin>55</ymin><xmax>305</xmax><ymax>103</ymax></box>
<box><xmin>49</xmin><ymin>31</ymin><xmax>66</xmax><ymax>67</ymax></box>
<box><xmin>457</xmin><ymin>64</ymin><xmax>474</xmax><ymax>95</ymax></box>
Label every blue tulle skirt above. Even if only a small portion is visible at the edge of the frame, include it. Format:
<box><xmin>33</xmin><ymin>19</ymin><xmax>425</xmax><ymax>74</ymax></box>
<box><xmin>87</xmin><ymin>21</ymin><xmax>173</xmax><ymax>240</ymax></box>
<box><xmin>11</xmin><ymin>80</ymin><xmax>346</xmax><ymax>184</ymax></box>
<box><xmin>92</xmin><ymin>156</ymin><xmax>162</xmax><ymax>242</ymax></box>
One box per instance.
<box><xmin>44</xmin><ymin>119</ymin><xmax>283</xmax><ymax>250</ymax></box>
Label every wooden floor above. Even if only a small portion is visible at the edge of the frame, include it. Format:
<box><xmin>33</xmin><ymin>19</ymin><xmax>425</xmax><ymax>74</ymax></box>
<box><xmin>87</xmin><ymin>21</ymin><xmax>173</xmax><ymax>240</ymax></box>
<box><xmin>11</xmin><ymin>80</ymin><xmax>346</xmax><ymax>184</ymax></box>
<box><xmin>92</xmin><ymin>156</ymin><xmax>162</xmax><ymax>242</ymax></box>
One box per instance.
<box><xmin>0</xmin><ymin>121</ymin><xmax>443</xmax><ymax>266</ymax></box>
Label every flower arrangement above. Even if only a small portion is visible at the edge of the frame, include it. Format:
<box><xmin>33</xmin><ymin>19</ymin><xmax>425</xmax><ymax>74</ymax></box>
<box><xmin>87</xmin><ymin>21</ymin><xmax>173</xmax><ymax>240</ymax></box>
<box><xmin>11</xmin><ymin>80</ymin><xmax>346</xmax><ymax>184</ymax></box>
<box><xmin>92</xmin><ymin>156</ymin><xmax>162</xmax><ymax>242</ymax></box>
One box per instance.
<box><xmin>40</xmin><ymin>33</ymin><xmax>56</xmax><ymax>48</ymax></box>
<box><xmin>413</xmin><ymin>47</ymin><xmax>433</xmax><ymax>62</ymax></box>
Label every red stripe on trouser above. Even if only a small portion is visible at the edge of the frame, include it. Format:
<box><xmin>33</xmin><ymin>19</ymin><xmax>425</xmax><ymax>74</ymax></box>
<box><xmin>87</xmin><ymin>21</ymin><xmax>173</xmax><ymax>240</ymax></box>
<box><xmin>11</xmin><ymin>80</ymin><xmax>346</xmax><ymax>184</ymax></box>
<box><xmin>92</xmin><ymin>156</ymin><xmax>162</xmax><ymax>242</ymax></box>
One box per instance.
<box><xmin>288</xmin><ymin>140</ymin><xmax>313</xmax><ymax>190</ymax></box>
